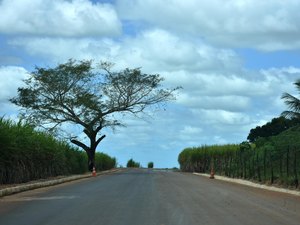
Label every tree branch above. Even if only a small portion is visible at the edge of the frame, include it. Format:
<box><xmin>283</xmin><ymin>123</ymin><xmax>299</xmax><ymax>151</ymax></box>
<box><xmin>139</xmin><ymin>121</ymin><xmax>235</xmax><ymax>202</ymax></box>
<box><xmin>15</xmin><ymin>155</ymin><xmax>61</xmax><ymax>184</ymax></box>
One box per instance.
<box><xmin>71</xmin><ymin>139</ymin><xmax>89</xmax><ymax>152</ymax></box>
<box><xmin>95</xmin><ymin>135</ymin><xmax>106</xmax><ymax>148</ymax></box>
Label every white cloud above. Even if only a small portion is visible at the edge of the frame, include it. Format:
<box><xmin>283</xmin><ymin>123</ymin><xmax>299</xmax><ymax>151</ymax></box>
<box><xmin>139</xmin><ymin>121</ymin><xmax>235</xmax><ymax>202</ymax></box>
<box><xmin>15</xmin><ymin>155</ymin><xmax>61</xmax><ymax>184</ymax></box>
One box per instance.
<box><xmin>166</xmin><ymin>68</ymin><xmax>300</xmax><ymax>110</ymax></box>
<box><xmin>199</xmin><ymin>109</ymin><xmax>251</xmax><ymax>126</ymax></box>
<box><xmin>178</xmin><ymin>125</ymin><xmax>203</xmax><ymax>145</ymax></box>
<box><xmin>259</xmin><ymin>67</ymin><xmax>300</xmax><ymax>96</ymax></box>
<box><xmin>116</xmin><ymin>29</ymin><xmax>242</xmax><ymax>73</ymax></box>
<box><xmin>178</xmin><ymin>94</ymin><xmax>250</xmax><ymax>112</ymax></box>
<box><xmin>0</xmin><ymin>66</ymin><xmax>28</xmax><ymax>102</ymax></box>
<box><xmin>0</xmin><ymin>66</ymin><xmax>28</xmax><ymax>117</ymax></box>
<box><xmin>0</xmin><ymin>0</ymin><xmax>121</xmax><ymax>37</ymax></box>
<box><xmin>9</xmin><ymin>37</ymin><xmax>118</xmax><ymax>63</ymax></box>
<box><xmin>180</xmin><ymin>126</ymin><xmax>203</xmax><ymax>135</ymax></box>
<box><xmin>9</xmin><ymin>29</ymin><xmax>242</xmax><ymax>73</ymax></box>
<box><xmin>8</xmin><ymin>27</ymin><xmax>300</xmax><ymax>136</ymax></box>
<box><xmin>116</xmin><ymin>0</ymin><xmax>300</xmax><ymax>51</ymax></box>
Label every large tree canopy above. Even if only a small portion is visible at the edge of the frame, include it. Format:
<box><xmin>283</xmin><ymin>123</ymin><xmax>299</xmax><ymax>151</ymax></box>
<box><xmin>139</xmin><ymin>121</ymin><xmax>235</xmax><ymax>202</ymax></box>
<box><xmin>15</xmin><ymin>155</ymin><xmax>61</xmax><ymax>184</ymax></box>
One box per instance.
<box><xmin>11</xmin><ymin>59</ymin><xmax>178</xmax><ymax>171</ymax></box>
<box><xmin>247</xmin><ymin>116</ymin><xmax>300</xmax><ymax>142</ymax></box>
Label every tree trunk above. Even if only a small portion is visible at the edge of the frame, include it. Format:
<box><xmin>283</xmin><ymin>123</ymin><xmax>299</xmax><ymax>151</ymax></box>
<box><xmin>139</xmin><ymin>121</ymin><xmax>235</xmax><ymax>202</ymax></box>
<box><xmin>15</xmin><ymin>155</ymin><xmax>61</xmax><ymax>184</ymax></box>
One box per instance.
<box><xmin>71</xmin><ymin>132</ymin><xmax>106</xmax><ymax>172</ymax></box>
<box><xmin>87</xmin><ymin>148</ymin><xmax>95</xmax><ymax>172</ymax></box>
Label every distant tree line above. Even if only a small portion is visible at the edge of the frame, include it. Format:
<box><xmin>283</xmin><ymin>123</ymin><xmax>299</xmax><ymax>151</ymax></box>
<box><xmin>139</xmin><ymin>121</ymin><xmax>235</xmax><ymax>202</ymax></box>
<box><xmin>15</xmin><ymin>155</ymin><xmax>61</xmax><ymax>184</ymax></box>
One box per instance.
<box><xmin>126</xmin><ymin>158</ymin><xmax>141</xmax><ymax>168</ymax></box>
<box><xmin>0</xmin><ymin>118</ymin><xmax>116</xmax><ymax>184</ymax></box>
<box><xmin>125</xmin><ymin>160</ymin><xmax>154</xmax><ymax>168</ymax></box>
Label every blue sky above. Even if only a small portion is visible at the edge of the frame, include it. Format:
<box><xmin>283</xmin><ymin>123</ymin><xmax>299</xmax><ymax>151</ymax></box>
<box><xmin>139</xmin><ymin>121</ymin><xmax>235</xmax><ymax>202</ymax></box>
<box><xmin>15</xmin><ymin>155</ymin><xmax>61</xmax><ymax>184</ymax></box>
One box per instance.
<box><xmin>1</xmin><ymin>0</ymin><xmax>300</xmax><ymax>168</ymax></box>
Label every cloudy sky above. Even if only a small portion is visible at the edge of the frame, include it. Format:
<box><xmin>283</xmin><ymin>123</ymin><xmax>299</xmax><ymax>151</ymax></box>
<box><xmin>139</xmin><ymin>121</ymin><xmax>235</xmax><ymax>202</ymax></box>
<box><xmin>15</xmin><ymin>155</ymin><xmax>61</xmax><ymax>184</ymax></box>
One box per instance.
<box><xmin>1</xmin><ymin>0</ymin><xmax>300</xmax><ymax>168</ymax></box>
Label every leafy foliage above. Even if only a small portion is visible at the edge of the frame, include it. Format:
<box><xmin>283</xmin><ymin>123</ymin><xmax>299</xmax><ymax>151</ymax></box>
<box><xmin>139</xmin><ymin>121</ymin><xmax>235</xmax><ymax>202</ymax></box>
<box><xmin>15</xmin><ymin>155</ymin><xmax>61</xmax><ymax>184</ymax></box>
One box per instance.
<box><xmin>247</xmin><ymin>116</ymin><xmax>300</xmax><ymax>142</ymax></box>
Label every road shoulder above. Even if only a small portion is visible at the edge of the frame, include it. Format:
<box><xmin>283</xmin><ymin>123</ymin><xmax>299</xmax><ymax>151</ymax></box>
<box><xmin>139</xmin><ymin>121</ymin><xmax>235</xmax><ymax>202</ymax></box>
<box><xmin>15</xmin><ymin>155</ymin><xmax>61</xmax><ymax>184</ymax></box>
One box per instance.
<box><xmin>0</xmin><ymin>169</ymin><xmax>121</xmax><ymax>197</ymax></box>
<box><xmin>193</xmin><ymin>172</ymin><xmax>300</xmax><ymax>196</ymax></box>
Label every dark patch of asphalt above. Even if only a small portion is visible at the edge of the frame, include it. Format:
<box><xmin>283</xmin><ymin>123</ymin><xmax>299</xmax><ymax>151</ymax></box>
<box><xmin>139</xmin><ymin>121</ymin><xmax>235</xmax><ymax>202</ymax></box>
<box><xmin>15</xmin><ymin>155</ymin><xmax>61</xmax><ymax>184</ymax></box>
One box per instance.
<box><xmin>0</xmin><ymin>168</ymin><xmax>299</xmax><ymax>225</ymax></box>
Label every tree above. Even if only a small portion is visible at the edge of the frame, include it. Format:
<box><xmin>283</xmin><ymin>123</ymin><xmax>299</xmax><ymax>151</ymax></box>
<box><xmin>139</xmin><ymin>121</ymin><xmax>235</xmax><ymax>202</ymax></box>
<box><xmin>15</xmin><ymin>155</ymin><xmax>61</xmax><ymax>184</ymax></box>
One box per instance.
<box><xmin>281</xmin><ymin>79</ymin><xmax>300</xmax><ymax>119</ymax></box>
<box><xmin>147</xmin><ymin>162</ymin><xmax>154</xmax><ymax>168</ymax></box>
<box><xmin>247</xmin><ymin>116</ymin><xmax>300</xmax><ymax>142</ymax></box>
<box><xmin>126</xmin><ymin>159</ymin><xmax>140</xmax><ymax>168</ymax></box>
<box><xmin>11</xmin><ymin>59</ymin><xmax>178</xmax><ymax>171</ymax></box>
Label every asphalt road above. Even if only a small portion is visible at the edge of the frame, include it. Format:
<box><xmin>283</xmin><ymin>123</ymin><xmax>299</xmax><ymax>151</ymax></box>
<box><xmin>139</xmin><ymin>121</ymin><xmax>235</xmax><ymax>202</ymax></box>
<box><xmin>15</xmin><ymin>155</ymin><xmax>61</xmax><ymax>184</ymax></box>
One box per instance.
<box><xmin>0</xmin><ymin>169</ymin><xmax>300</xmax><ymax>225</ymax></box>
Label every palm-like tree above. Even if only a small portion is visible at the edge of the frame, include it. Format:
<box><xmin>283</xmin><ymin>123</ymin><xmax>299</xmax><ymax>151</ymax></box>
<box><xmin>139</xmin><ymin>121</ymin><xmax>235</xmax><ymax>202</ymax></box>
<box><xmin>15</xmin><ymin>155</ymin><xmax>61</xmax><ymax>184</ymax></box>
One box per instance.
<box><xmin>281</xmin><ymin>79</ymin><xmax>300</xmax><ymax>118</ymax></box>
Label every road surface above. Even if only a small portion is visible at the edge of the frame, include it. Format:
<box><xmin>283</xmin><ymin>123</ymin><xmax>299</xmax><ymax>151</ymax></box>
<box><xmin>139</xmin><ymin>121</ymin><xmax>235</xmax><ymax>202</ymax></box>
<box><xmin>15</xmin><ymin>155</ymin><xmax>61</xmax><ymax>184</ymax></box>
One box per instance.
<box><xmin>0</xmin><ymin>169</ymin><xmax>299</xmax><ymax>225</ymax></box>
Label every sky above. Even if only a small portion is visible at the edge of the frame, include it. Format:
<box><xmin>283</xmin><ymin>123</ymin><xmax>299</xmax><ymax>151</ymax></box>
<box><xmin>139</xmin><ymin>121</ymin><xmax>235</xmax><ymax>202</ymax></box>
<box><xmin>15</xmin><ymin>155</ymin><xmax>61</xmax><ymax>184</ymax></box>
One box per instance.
<box><xmin>1</xmin><ymin>0</ymin><xmax>300</xmax><ymax>168</ymax></box>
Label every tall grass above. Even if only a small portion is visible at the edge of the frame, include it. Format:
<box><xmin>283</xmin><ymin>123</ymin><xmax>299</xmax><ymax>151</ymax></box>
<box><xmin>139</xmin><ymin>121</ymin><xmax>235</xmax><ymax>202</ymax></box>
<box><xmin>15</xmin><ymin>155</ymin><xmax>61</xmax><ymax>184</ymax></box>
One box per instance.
<box><xmin>95</xmin><ymin>152</ymin><xmax>116</xmax><ymax>171</ymax></box>
<box><xmin>178</xmin><ymin>144</ymin><xmax>239</xmax><ymax>176</ymax></box>
<box><xmin>0</xmin><ymin>118</ymin><xmax>116</xmax><ymax>184</ymax></box>
<box><xmin>178</xmin><ymin>127</ymin><xmax>300</xmax><ymax>188</ymax></box>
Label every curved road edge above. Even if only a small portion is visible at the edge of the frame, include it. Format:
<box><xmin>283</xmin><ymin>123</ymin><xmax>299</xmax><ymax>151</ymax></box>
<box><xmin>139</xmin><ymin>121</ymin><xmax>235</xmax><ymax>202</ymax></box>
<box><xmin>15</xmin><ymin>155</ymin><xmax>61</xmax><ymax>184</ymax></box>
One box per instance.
<box><xmin>0</xmin><ymin>168</ymin><xmax>122</xmax><ymax>197</ymax></box>
<box><xmin>193</xmin><ymin>172</ymin><xmax>300</xmax><ymax>196</ymax></box>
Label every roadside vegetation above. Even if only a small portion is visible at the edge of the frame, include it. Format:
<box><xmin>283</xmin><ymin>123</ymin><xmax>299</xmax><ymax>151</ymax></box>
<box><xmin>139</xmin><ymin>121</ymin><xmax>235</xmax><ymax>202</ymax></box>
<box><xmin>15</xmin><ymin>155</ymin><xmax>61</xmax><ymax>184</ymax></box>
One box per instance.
<box><xmin>0</xmin><ymin>118</ymin><xmax>116</xmax><ymax>184</ymax></box>
<box><xmin>178</xmin><ymin>131</ymin><xmax>300</xmax><ymax>188</ymax></box>
<box><xmin>179</xmin><ymin>80</ymin><xmax>300</xmax><ymax>189</ymax></box>
<box><xmin>126</xmin><ymin>159</ymin><xmax>141</xmax><ymax>168</ymax></box>
<box><xmin>147</xmin><ymin>162</ymin><xmax>154</xmax><ymax>168</ymax></box>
